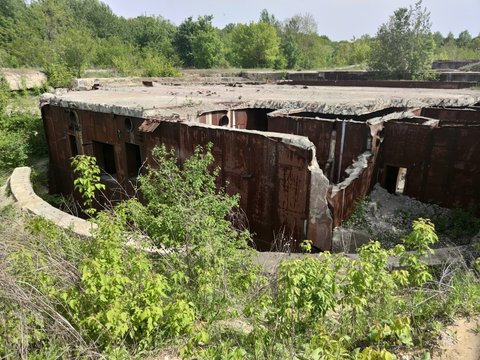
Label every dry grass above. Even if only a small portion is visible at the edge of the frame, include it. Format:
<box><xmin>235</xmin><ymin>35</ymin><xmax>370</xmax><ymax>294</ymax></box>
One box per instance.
<box><xmin>0</xmin><ymin>208</ymin><xmax>99</xmax><ymax>358</ymax></box>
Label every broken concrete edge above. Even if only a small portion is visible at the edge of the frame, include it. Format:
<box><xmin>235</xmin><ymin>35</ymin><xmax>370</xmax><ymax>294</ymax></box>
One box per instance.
<box><xmin>8</xmin><ymin>166</ymin><xmax>96</xmax><ymax>237</ymax></box>
<box><xmin>331</xmin><ymin>151</ymin><xmax>372</xmax><ymax>196</ymax></box>
<box><xmin>307</xmin><ymin>145</ymin><xmax>334</xmax><ymax>250</ymax></box>
<box><xmin>330</xmin><ymin>109</ymin><xmax>431</xmax><ymax>197</ymax></box>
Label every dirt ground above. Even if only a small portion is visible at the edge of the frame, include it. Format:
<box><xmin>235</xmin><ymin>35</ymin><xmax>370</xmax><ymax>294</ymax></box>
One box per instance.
<box><xmin>342</xmin><ymin>184</ymin><xmax>480</xmax><ymax>250</ymax></box>
<box><xmin>432</xmin><ymin>316</ymin><xmax>480</xmax><ymax>360</ymax></box>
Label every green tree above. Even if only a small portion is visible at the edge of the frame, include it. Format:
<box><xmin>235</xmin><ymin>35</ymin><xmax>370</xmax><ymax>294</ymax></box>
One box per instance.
<box><xmin>259</xmin><ymin>9</ymin><xmax>280</xmax><ymax>29</ymax></box>
<box><xmin>277</xmin><ymin>13</ymin><xmax>337</xmax><ymax>70</ymax></box>
<box><xmin>174</xmin><ymin>16</ymin><xmax>199</xmax><ymax>67</ymax></box>
<box><xmin>8</xmin><ymin>0</ymin><xmax>74</xmax><ymax>68</ymax></box>
<box><xmin>125</xmin><ymin>15</ymin><xmax>176</xmax><ymax>59</ymax></box>
<box><xmin>191</xmin><ymin>28</ymin><xmax>223</xmax><ymax>68</ymax></box>
<box><xmin>57</xmin><ymin>27</ymin><xmax>96</xmax><ymax>77</ymax></box>
<box><xmin>65</xmin><ymin>0</ymin><xmax>121</xmax><ymax>39</ymax></box>
<box><xmin>368</xmin><ymin>1</ymin><xmax>435</xmax><ymax>79</ymax></box>
<box><xmin>174</xmin><ymin>15</ymin><xmax>221</xmax><ymax>68</ymax></box>
<box><xmin>457</xmin><ymin>30</ymin><xmax>472</xmax><ymax>48</ymax></box>
<box><xmin>230</xmin><ymin>22</ymin><xmax>280</xmax><ymax>68</ymax></box>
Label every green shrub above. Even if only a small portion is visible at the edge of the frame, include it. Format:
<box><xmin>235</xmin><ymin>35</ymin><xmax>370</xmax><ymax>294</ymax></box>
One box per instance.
<box><xmin>0</xmin><ymin>110</ymin><xmax>47</xmax><ymax>170</ymax></box>
<box><xmin>44</xmin><ymin>62</ymin><xmax>74</xmax><ymax>88</ymax></box>
<box><xmin>140</xmin><ymin>51</ymin><xmax>180</xmax><ymax>77</ymax></box>
<box><xmin>0</xmin><ymin>130</ymin><xmax>28</xmax><ymax>168</ymax></box>
<box><xmin>119</xmin><ymin>144</ymin><xmax>258</xmax><ymax>321</ymax></box>
<box><xmin>63</xmin><ymin>212</ymin><xmax>195</xmax><ymax>352</ymax></box>
<box><xmin>112</xmin><ymin>55</ymin><xmax>137</xmax><ymax>76</ymax></box>
<box><xmin>435</xmin><ymin>207</ymin><xmax>480</xmax><ymax>240</ymax></box>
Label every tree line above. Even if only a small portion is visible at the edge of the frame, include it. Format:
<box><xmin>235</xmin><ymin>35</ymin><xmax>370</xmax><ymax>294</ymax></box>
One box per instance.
<box><xmin>0</xmin><ymin>0</ymin><xmax>479</xmax><ymax>86</ymax></box>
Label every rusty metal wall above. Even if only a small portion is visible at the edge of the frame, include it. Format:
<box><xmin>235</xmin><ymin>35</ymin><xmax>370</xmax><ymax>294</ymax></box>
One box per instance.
<box><xmin>268</xmin><ymin>115</ymin><xmax>369</xmax><ymax>184</ymax></box>
<box><xmin>328</xmin><ymin>161</ymin><xmax>377</xmax><ymax>227</ymax></box>
<box><xmin>44</xmin><ymin>105</ymin><xmax>318</xmax><ymax>251</ymax></box>
<box><xmin>421</xmin><ymin>107</ymin><xmax>480</xmax><ymax>124</ymax></box>
<box><xmin>381</xmin><ymin>119</ymin><xmax>480</xmax><ymax>211</ymax></box>
<box><xmin>43</xmin><ymin>105</ymin><xmax>150</xmax><ymax>205</ymax></box>
<box><xmin>149</xmin><ymin>121</ymin><xmax>314</xmax><ymax>250</ymax></box>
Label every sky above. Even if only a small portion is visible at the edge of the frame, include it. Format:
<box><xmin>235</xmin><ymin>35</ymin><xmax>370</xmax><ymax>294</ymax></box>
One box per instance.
<box><xmin>102</xmin><ymin>0</ymin><xmax>480</xmax><ymax>41</ymax></box>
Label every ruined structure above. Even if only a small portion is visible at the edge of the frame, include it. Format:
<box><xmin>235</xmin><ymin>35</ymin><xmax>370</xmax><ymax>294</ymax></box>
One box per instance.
<box><xmin>40</xmin><ymin>83</ymin><xmax>480</xmax><ymax>251</ymax></box>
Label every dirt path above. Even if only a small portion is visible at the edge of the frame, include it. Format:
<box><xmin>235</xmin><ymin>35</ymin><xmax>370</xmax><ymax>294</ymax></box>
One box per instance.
<box><xmin>432</xmin><ymin>316</ymin><xmax>480</xmax><ymax>360</ymax></box>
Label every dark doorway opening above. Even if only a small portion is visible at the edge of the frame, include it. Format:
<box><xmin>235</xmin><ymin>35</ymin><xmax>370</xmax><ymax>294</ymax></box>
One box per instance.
<box><xmin>385</xmin><ymin>166</ymin><xmax>408</xmax><ymax>195</ymax></box>
<box><xmin>125</xmin><ymin>143</ymin><xmax>142</xmax><ymax>178</ymax></box>
<box><xmin>69</xmin><ymin>135</ymin><xmax>78</xmax><ymax>157</ymax></box>
<box><xmin>93</xmin><ymin>141</ymin><xmax>116</xmax><ymax>177</ymax></box>
<box><xmin>385</xmin><ymin>166</ymin><xmax>399</xmax><ymax>194</ymax></box>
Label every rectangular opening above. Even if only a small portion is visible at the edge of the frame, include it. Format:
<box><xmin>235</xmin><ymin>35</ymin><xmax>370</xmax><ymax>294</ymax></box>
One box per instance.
<box><xmin>92</xmin><ymin>141</ymin><xmax>116</xmax><ymax>177</ymax></box>
<box><xmin>125</xmin><ymin>143</ymin><xmax>142</xmax><ymax>178</ymax></box>
<box><xmin>384</xmin><ymin>166</ymin><xmax>408</xmax><ymax>195</ymax></box>
<box><xmin>69</xmin><ymin>135</ymin><xmax>78</xmax><ymax>157</ymax></box>
<box><xmin>395</xmin><ymin>167</ymin><xmax>407</xmax><ymax>195</ymax></box>
<box><xmin>384</xmin><ymin>165</ymin><xmax>399</xmax><ymax>194</ymax></box>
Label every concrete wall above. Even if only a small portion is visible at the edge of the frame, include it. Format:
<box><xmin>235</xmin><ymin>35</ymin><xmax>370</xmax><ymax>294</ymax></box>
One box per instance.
<box><xmin>432</xmin><ymin>60</ymin><xmax>478</xmax><ymax>70</ymax></box>
<box><xmin>9</xmin><ymin>167</ymin><xmax>96</xmax><ymax>237</ymax></box>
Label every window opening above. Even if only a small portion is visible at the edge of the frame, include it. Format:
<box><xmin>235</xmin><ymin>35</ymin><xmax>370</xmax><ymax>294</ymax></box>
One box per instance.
<box><xmin>69</xmin><ymin>110</ymin><xmax>79</xmax><ymax>131</ymax></box>
<box><xmin>219</xmin><ymin>115</ymin><xmax>229</xmax><ymax>127</ymax></box>
<box><xmin>125</xmin><ymin>117</ymin><xmax>133</xmax><ymax>132</ymax></box>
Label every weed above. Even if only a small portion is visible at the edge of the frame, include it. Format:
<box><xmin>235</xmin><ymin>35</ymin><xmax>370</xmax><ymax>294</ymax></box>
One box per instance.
<box><xmin>344</xmin><ymin>197</ymin><xmax>370</xmax><ymax>229</ymax></box>
<box><xmin>2</xmin><ymin>144</ymin><xmax>480</xmax><ymax>358</ymax></box>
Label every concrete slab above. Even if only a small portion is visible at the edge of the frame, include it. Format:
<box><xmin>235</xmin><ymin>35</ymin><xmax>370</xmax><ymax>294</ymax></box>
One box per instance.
<box><xmin>41</xmin><ymin>82</ymin><xmax>480</xmax><ymax>120</ymax></box>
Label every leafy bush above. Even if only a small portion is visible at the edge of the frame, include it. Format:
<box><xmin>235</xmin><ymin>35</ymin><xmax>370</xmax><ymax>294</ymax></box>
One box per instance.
<box><xmin>0</xmin><ymin>89</ymin><xmax>47</xmax><ymax>171</ymax></box>
<box><xmin>63</xmin><ymin>212</ymin><xmax>195</xmax><ymax>352</ymax></box>
<box><xmin>71</xmin><ymin>155</ymin><xmax>106</xmax><ymax>215</ymax></box>
<box><xmin>44</xmin><ymin>62</ymin><xmax>74</xmax><ymax>88</ymax></box>
<box><xmin>1</xmin><ymin>144</ymin><xmax>480</xmax><ymax>359</ymax></box>
<box><xmin>119</xmin><ymin>144</ymin><xmax>258</xmax><ymax>320</ymax></box>
<box><xmin>139</xmin><ymin>50</ymin><xmax>181</xmax><ymax>77</ymax></box>
<box><xmin>434</xmin><ymin>207</ymin><xmax>480</xmax><ymax>240</ymax></box>
<box><xmin>0</xmin><ymin>130</ymin><xmax>28</xmax><ymax>168</ymax></box>
<box><xmin>0</xmin><ymin>75</ymin><xmax>47</xmax><ymax>172</ymax></box>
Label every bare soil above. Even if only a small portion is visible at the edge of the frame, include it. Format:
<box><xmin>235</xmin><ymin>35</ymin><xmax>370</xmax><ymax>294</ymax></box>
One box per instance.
<box><xmin>432</xmin><ymin>316</ymin><xmax>480</xmax><ymax>360</ymax></box>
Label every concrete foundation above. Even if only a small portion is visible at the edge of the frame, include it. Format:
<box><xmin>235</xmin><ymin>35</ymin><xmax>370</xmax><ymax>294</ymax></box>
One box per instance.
<box><xmin>40</xmin><ymin>82</ymin><xmax>480</xmax><ymax>251</ymax></box>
